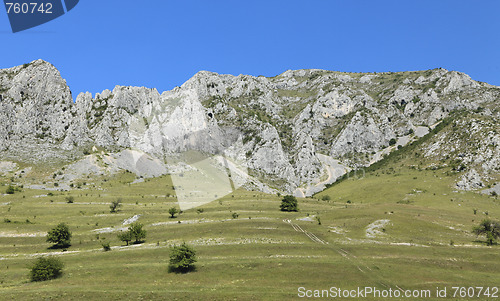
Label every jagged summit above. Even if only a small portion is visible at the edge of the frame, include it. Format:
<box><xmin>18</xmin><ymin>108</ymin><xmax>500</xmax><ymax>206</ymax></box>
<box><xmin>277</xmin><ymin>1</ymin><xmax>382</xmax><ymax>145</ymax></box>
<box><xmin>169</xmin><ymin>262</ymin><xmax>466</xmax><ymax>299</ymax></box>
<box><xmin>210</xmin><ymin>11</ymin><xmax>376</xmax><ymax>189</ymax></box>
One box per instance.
<box><xmin>0</xmin><ymin>61</ymin><xmax>498</xmax><ymax>195</ymax></box>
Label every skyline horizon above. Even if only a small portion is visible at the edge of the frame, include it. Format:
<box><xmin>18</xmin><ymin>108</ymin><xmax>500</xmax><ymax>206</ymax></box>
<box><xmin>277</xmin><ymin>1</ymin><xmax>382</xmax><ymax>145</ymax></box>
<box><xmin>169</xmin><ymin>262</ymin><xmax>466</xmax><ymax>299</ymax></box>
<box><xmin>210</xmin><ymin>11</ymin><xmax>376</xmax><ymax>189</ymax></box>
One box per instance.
<box><xmin>4</xmin><ymin>58</ymin><xmax>494</xmax><ymax>99</ymax></box>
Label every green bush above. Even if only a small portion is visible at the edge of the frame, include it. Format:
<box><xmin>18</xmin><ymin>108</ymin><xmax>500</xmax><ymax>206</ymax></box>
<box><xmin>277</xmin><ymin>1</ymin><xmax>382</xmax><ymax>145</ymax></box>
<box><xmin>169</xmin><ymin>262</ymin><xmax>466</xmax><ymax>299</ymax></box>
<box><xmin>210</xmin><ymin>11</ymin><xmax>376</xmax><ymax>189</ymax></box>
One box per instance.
<box><xmin>169</xmin><ymin>242</ymin><xmax>197</xmax><ymax>273</ymax></box>
<box><xmin>46</xmin><ymin>223</ymin><xmax>72</xmax><ymax>248</ymax></box>
<box><xmin>6</xmin><ymin>185</ymin><xmax>15</xmax><ymax>194</ymax></box>
<box><xmin>102</xmin><ymin>241</ymin><xmax>111</xmax><ymax>251</ymax></box>
<box><xmin>65</xmin><ymin>196</ymin><xmax>74</xmax><ymax>203</ymax></box>
<box><xmin>389</xmin><ymin>138</ymin><xmax>397</xmax><ymax>146</ymax></box>
<box><xmin>280</xmin><ymin>195</ymin><xmax>298</xmax><ymax>212</ymax></box>
<box><xmin>29</xmin><ymin>257</ymin><xmax>64</xmax><ymax>282</ymax></box>
<box><xmin>169</xmin><ymin>207</ymin><xmax>178</xmax><ymax>218</ymax></box>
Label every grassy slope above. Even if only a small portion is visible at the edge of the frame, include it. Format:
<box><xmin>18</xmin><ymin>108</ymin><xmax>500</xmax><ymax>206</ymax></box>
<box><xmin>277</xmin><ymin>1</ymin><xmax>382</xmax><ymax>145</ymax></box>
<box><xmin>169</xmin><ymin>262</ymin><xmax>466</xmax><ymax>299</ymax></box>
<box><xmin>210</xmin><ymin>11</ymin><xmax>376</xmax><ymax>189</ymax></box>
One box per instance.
<box><xmin>0</xmin><ymin>159</ymin><xmax>499</xmax><ymax>300</ymax></box>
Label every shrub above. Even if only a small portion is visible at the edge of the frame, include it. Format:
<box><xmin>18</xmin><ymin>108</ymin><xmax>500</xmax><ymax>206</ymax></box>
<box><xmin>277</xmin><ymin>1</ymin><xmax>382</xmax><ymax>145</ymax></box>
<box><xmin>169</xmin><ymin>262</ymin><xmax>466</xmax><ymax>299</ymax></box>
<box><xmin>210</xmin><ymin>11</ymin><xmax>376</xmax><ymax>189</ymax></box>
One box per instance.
<box><xmin>29</xmin><ymin>257</ymin><xmax>64</xmax><ymax>282</ymax></box>
<box><xmin>389</xmin><ymin>138</ymin><xmax>397</xmax><ymax>146</ymax></box>
<box><xmin>6</xmin><ymin>185</ymin><xmax>15</xmax><ymax>194</ymax></box>
<box><xmin>169</xmin><ymin>242</ymin><xmax>197</xmax><ymax>273</ymax></box>
<box><xmin>232</xmin><ymin>212</ymin><xmax>239</xmax><ymax>219</ymax></box>
<box><xmin>321</xmin><ymin>195</ymin><xmax>331</xmax><ymax>201</ymax></box>
<box><xmin>46</xmin><ymin>223</ymin><xmax>72</xmax><ymax>248</ymax></box>
<box><xmin>102</xmin><ymin>242</ymin><xmax>111</xmax><ymax>251</ymax></box>
<box><xmin>65</xmin><ymin>196</ymin><xmax>74</xmax><ymax>204</ymax></box>
<box><xmin>110</xmin><ymin>199</ymin><xmax>122</xmax><ymax>213</ymax></box>
<box><xmin>280</xmin><ymin>195</ymin><xmax>298</xmax><ymax>212</ymax></box>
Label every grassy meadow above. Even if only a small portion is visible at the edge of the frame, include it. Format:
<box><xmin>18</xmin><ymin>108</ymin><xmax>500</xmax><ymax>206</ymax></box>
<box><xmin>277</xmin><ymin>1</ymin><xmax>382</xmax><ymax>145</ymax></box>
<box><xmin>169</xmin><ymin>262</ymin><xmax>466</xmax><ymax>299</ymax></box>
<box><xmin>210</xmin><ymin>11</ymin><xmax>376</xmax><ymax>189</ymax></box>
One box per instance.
<box><xmin>0</xmin><ymin>163</ymin><xmax>499</xmax><ymax>300</ymax></box>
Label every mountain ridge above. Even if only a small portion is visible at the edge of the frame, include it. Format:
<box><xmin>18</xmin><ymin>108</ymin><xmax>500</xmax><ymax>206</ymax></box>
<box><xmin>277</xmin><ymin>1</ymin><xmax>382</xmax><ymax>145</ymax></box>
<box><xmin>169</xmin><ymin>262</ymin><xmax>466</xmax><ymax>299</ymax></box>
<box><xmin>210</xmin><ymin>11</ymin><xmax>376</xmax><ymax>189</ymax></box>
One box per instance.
<box><xmin>0</xmin><ymin>59</ymin><xmax>498</xmax><ymax>196</ymax></box>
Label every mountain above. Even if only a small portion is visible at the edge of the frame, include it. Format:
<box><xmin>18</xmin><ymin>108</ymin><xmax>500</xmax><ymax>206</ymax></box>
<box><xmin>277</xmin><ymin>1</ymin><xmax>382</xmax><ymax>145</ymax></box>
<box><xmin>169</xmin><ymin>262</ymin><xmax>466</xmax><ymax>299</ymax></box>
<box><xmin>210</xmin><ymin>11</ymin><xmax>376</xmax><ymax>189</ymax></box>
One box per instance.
<box><xmin>0</xmin><ymin>59</ymin><xmax>498</xmax><ymax>196</ymax></box>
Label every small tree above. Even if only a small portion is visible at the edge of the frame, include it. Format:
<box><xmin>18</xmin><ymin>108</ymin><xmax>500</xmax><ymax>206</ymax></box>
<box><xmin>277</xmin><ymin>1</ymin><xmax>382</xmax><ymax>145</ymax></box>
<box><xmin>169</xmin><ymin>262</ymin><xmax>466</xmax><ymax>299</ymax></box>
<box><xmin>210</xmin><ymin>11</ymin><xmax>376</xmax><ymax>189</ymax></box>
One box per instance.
<box><xmin>117</xmin><ymin>231</ymin><xmax>133</xmax><ymax>246</ymax></box>
<box><xmin>280</xmin><ymin>195</ymin><xmax>298</xmax><ymax>212</ymax></box>
<box><xmin>65</xmin><ymin>196</ymin><xmax>74</xmax><ymax>203</ymax></box>
<box><xmin>389</xmin><ymin>138</ymin><xmax>397</xmax><ymax>146</ymax></box>
<box><xmin>110</xmin><ymin>198</ymin><xmax>122</xmax><ymax>213</ymax></box>
<box><xmin>29</xmin><ymin>257</ymin><xmax>64</xmax><ymax>282</ymax></box>
<box><xmin>168</xmin><ymin>207</ymin><xmax>178</xmax><ymax>218</ymax></box>
<box><xmin>169</xmin><ymin>242</ymin><xmax>197</xmax><ymax>273</ymax></box>
<box><xmin>129</xmin><ymin>222</ymin><xmax>146</xmax><ymax>243</ymax></box>
<box><xmin>46</xmin><ymin>223</ymin><xmax>71</xmax><ymax>248</ymax></box>
<box><xmin>473</xmin><ymin>219</ymin><xmax>500</xmax><ymax>246</ymax></box>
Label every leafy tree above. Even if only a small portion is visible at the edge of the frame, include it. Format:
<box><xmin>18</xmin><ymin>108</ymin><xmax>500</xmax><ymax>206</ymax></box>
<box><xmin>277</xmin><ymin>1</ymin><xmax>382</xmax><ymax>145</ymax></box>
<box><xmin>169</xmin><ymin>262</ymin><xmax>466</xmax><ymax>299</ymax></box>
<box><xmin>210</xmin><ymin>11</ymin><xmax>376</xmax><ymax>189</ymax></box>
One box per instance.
<box><xmin>46</xmin><ymin>223</ymin><xmax>71</xmax><ymax>248</ymax></box>
<box><xmin>29</xmin><ymin>257</ymin><xmax>64</xmax><ymax>282</ymax></box>
<box><xmin>129</xmin><ymin>222</ymin><xmax>146</xmax><ymax>243</ymax></box>
<box><xmin>118</xmin><ymin>222</ymin><xmax>146</xmax><ymax>245</ymax></box>
<box><xmin>473</xmin><ymin>219</ymin><xmax>500</xmax><ymax>246</ymax></box>
<box><xmin>6</xmin><ymin>185</ymin><xmax>15</xmax><ymax>194</ymax></box>
<box><xmin>280</xmin><ymin>195</ymin><xmax>298</xmax><ymax>212</ymax></box>
<box><xmin>168</xmin><ymin>207</ymin><xmax>178</xmax><ymax>218</ymax></box>
<box><xmin>110</xmin><ymin>198</ymin><xmax>122</xmax><ymax>213</ymax></box>
<box><xmin>117</xmin><ymin>231</ymin><xmax>133</xmax><ymax>246</ymax></box>
<box><xmin>389</xmin><ymin>138</ymin><xmax>397</xmax><ymax>146</ymax></box>
<box><xmin>169</xmin><ymin>242</ymin><xmax>197</xmax><ymax>273</ymax></box>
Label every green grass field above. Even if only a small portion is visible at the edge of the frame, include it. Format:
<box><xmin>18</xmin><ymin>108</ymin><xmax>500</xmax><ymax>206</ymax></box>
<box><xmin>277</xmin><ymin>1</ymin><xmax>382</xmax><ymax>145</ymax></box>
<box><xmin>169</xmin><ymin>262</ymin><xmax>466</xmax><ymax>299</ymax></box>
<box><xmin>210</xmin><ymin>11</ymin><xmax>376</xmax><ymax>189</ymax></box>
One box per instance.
<box><xmin>1</xmin><ymin>165</ymin><xmax>499</xmax><ymax>300</ymax></box>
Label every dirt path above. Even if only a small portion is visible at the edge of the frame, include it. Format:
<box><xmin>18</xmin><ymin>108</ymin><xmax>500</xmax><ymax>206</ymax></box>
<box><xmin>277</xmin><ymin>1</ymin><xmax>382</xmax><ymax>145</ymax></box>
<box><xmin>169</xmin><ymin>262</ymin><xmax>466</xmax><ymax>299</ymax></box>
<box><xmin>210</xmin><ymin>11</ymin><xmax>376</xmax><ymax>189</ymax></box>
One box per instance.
<box><xmin>283</xmin><ymin>219</ymin><xmax>407</xmax><ymax>294</ymax></box>
<box><xmin>283</xmin><ymin>219</ymin><xmax>326</xmax><ymax>244</ymax></box>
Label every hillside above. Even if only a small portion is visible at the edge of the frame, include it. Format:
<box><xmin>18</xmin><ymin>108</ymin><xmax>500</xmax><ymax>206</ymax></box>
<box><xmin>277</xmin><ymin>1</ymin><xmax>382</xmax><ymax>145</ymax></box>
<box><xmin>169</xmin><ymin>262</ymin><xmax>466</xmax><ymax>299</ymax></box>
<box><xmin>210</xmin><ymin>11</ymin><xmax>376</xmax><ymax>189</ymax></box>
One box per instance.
<box><xmin>0</xmin><ymin>159</ymin><xmax>499</xmax><ymax>300</ymax></box>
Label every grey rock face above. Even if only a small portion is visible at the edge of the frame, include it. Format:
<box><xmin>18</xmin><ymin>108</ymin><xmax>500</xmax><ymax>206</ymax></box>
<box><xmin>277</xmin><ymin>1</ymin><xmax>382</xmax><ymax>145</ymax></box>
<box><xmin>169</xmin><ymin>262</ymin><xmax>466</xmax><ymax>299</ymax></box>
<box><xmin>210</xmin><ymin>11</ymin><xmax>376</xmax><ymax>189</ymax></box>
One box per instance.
<box><xmin>0</xmin><ymin>60</ymin><xmax>73</xmax><ymax>158</ymax></box>
<box><xmin>330</xmin><ymin>111</ymin><xmax>395</xmax><ymax>158</ymax></box>
<box><xmin>456</xmin><ymin>169</ymin><xmax>484</xmax><ymax>190</ymax></box>
<box><xmin>0</xmin><ymin>61</ymin><xmax>499</xmax><ymax>194</ymax></box>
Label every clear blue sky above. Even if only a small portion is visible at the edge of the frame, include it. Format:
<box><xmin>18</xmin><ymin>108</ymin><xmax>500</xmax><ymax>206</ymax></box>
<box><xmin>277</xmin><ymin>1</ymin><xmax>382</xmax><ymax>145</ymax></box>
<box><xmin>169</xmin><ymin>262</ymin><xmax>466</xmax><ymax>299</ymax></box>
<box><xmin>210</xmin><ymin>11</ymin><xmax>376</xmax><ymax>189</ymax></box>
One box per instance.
<box><xmin>1</xmin><ymin>0</ymin><xmax>499</xmax><ymax>99</ymax></box>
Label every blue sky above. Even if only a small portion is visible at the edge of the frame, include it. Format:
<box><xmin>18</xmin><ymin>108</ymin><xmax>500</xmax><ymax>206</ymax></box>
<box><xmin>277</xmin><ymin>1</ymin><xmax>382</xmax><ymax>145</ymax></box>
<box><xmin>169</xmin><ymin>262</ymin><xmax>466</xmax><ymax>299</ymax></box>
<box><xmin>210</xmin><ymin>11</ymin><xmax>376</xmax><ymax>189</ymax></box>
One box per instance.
<box><xmin>1</xmin><ymin>0</ymin><xmax>499</xmax><ymax>99</ymax></box>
